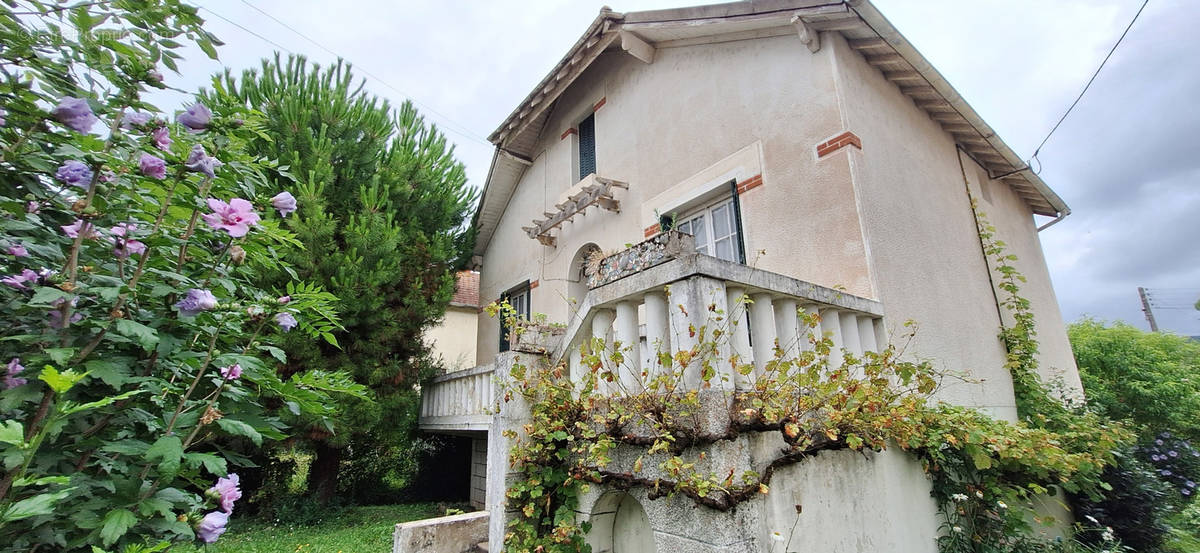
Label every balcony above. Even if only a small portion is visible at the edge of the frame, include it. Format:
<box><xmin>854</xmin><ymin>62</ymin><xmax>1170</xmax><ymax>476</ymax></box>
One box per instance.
<box><xmin>419</xmin><ymin>231</ymin><xmax>886</xmax><ymax>433</ymax></box>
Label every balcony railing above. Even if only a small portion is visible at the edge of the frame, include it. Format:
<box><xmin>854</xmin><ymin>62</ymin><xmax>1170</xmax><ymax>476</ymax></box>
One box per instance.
<box><xmin>554</xmin><ymin>233</ymin><xmax>885</xmax><ymax>393</ymax></box>
<box><xmin>419</xmin><ymin>363</ymin><xmax>495</xmax><ymax>432</ymax></box>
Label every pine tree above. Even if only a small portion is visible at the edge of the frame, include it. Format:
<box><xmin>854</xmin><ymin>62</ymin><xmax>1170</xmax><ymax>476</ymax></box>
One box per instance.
<box><xmin>204</xmin><ymin>54</ymin><xmax>477</xmax><ymax>501</ymax></box>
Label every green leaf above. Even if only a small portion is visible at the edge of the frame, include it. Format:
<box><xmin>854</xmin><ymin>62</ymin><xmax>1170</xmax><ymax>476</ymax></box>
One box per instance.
<box><xmin>145</xmin><ymin>436</ymin><xmax>183</xmax><ymax>479</ymax></box>
<box><xmin>40</xmin><ymin>366</ymin><xmax>86</xmax><ymax>394</ymax></box>
<box><xmin>184</xmin><ymin>452</ymin><xmax>227</xmax><ymax>476</ymax></box>
<box><xmin>45</xmin><ymin>348</ymin><xmax>76</xmax><ymax>365</ymax></box>
<box><xmin>2</xmin><ymin>489</ymin><xmax>72</xmax><ymax>522</ymax></box>
<box><xmin>62</xmin><ymin>389</ymin><xmax>146</xmax><ymax>415</ymax></box>
<box><xmin>0</xmin><ymin>420</ymin><xmax>24</xmax><ymax>445</ymax></box>
<box><xmin>99</xmin><ymin>508</ymin><xmax>137</xmax><ymax>546</ymax></box>
<box><xmin>27</xmin><ymin>286</ymin><xmax>73</xmax><ymax>307</ymax></box>
<box><xmin>216</xmin><ymin>418</ymin><xmax>262</xmax><ymax>446</ymax></box>
<box><xmin>85</xmin><ymin>359</ymin><xmax>132</xmax><ymax>388</ymax></box>
<box><xmin>114</xmin><ymin>319</ymin><xmax>159</xmax><ymax>351</ymax></box>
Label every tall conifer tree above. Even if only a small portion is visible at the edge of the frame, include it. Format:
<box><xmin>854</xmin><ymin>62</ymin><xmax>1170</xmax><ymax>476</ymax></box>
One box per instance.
<box><xmin>204</xmin><ymin>55</ymin><xmax>477</xmax><ymax>501</ymax></box>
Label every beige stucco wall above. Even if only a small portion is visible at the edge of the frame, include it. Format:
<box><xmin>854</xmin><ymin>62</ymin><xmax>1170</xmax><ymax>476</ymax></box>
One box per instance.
<box><xmin>825</xmin><ymin>31</ymin><xmax>1080</xmax><ymax>417</ymax></box>
<box><xmin>426</xmin><ymin>306</ymin><xmax>478</xmax><ymax>372</ymax></box>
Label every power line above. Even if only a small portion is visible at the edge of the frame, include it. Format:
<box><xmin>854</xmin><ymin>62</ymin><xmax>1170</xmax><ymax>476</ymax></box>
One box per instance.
<box><xmin>231</xmin><ymin>0</ymin><xmax>491</xmax><ymax>147</ymax></box>
<box><xmin>1029</xmin><ymin>0</ymin><xmax>1149</xmax><ymax>169</ymax></box>
<box><xmin>200</xmin><ymin>6</ymin><xmax>292</xmax><ymax>54</ymax></box>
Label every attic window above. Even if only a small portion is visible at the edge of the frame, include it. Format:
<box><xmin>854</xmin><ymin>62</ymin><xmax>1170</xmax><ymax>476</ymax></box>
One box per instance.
<box><xmin>578</xmin><ymin>113</ymin><xmax>596</xmax><ymax>182</ymax></box>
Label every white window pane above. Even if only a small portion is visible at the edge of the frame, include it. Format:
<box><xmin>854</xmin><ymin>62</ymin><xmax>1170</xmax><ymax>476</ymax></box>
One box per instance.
<box><xmin>715</xmin><ymin>237</ymin><xmax>734</xmax><ymax>261</ymax></box>
<box><xmin>712</xmin><ymin>203</ymin><xmax>731</xmax><ymax>238</ymax></box>
<box><xmin>676</xmin><ymin>220</ymin><xmax>690</xmax><ymax>235</ymax></box>
<box><xmin>691</xmin><ymin>214</ymin><xmax>708</xmax><ymax>249</ymax></box>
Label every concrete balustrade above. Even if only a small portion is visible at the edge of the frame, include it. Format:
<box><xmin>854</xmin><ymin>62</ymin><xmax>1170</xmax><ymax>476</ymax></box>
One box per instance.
<box><xmin>418</xmin><ymin>363</ymin><xmax>496</xmax><ymax>432</ymax></box>
<box><xmin>553</xmin><ymin>253</ymin><xmax>887</xmax><ymax>397</ymax></box>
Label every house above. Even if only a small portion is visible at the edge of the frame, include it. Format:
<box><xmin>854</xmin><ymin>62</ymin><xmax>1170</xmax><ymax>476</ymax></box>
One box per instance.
<box><xmin>415</xmin><ymin>1</ymin><xmax>1080</xmax><ymax>551</ymax></box>
<box><xmin>424</xmin><ymin>270</ymin><xmax>481</xmax><ymax>373</ymax></box>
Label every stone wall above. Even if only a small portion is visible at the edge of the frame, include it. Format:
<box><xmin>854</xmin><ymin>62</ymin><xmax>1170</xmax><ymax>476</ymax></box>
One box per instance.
<box><xmin>393</xmin><ymin>511</ymin><xmax>488</xmax><ymax>553</ymax></box>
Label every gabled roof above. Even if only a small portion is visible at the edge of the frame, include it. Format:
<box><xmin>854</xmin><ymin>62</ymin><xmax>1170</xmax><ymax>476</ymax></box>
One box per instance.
<box><xmin>472</xmin><ymin>0</ymin><xmax>1069</xmax><ymax>256</ymax></box>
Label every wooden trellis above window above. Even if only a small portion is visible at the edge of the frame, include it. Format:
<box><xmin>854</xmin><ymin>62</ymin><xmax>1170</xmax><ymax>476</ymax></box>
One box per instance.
<box><xmin>522</xmin><ymin>176</ymin><xmax>628</xmax><ymax>247</ymax></box>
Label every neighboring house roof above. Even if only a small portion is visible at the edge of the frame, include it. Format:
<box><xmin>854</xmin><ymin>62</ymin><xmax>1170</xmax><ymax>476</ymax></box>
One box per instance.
<box><xmin>451</xmin><ymin>270</ymin><xmax>480</xmax><ymax>308</ymax></box>
<box><xmin>472</xmin><ymin>0</ymin><xmax>1070</xmax><ymax>256</ymax></box>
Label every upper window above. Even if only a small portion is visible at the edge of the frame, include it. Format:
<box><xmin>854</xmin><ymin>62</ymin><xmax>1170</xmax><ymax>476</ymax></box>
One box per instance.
<box><xmin>675</xmin><ymin>197</ymin><xmax>743</xmax><ymax>263</ymax></box>
<box><xmin>499</xmin><ymin>282</ymin><xmax>531</xmax><ymax>352</ymax></box>
<box><xmin>578</xmin><ymin>113</ymin><xmax>596</xmax><ymax>182</ymax></box>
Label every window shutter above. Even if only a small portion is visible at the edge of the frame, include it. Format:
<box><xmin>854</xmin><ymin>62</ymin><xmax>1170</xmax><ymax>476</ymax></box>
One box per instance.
<box><xmin>578</xmin><ymin>113</ymin><xmax>596</xmax><ymax>181</ymax></box>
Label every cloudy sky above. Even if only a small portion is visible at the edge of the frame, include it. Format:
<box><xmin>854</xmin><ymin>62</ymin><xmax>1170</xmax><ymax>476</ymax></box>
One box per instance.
<box><xmin>146</xmin><ymin>0</ymin><xmax>1200</xmax><ymax>335</ymax></box>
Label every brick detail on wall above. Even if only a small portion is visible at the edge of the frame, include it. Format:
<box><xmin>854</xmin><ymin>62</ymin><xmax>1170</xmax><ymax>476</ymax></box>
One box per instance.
<box><xmin>816</xmin><ymin>131</ymin><xmax>863</xmax><ymax>158</ymax></box>
<box><xmin>593</xmin><ymin>97</ymin><xmax>607</xmax><ymax>111</ymax></box>
<box><xmin>451</xmin><ymin>271</ymin><xmax>480</xmax><ymax>307</ymax></box>
<box><xmin>529</xmin><ymin>279</ymin><xmax>539</xmax><ymax>290</ymax></box>
<box><xmin>736</xmin><ymin>174</ymin><xmax>763</xmax><ymax>194</ymax></box>
<box><xmin>560</xmin><ymin>127</ymin><xmax>577</xmax><ymax>141</ymax></box>
<box><xmin>643</xmin><ymin>223</ymin><xmax>661</xmax><ymax>238</ymax></box>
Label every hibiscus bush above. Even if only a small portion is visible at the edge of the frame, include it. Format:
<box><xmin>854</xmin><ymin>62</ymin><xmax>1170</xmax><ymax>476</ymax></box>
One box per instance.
<box><xmin>0</xmin><ymin>2</ymin><xmax>367</xmax><ymax>551</ymax></box>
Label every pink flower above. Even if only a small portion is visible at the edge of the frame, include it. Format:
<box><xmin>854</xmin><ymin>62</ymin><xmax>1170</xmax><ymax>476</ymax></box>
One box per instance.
<box><xmin>270</xmin><ymin>191</ymin><xmax>297</xmax><ymax>217</ymax></box>
<box><xmin>48</xmin><ymin>296</ymin><xmax>81</xmax><ymax>329</ymax></box>
<box><xmin>219</xmin><ymin>364</ymin><xmax>242</xmax><ymax>381</ymax></box>
<box><xmin>3</xmin><ymin>358</ymin><xmax>26</xmax><ymax>389</ymax></box>
<box><xmin>139</xmin><ymin>153</ymin><xmax>166</xmax><ymax>179</ymax></box>
<box><xmin>175</xmin><ymin>288</ymin><xmax>218</xmax><ymax>317</ymax></box>
<box><xmin>208</xmin><ymin>473</ymin><xmax>242</xmax><ymax>513</ymax></box>
<box><xmin>202</xmin><ymin>198</ymin><xmax>259</xmax><ymax>238</ymax></box>
<box><xmin>55</xmin><ymin>160</ymin><xmax>93</xmax><ymax>188</ymax></box>
<box><xmin>275</xmin><ymin>312</ymin><xmax>297</xmax><ymax>332</ymax></box>
<box><xmin>152</xmin><ymin>126</ymin><xmax>172</xmax><ymax>151</ymax></box>
<box><xmin>61</xmin><ymin>219</ymin><xmax>98</xmax><ymax>239</ymax></box>
<box><xmin>277</xmin><ymin>295</ymin><xmax>291</xmax><ymax>304</ymax></box>
<box><xmin>178</xmin><ymin>103</ymin><xmax>212</xmax><ymax>132</ymax></box>
<box><xmin>51</xmin><ymin>97</ymin><xmax>98</xmax><ymax>133</ymax></box>
<box><xmin>195</xmin><ymin>511</ymin><xmax>229</xmax><ymax>543</ymax></box>
<box><xmin>7</xmin><ymin>244</ymin><xmax>28</xmax><ymax>257</ymax></box>
<box><xmin>26</xmin><ymin>201</ymin><xmax>40</xmax><ymax>214</ymax></box>
<box><xmin>184</xmin><ymin>144</ymin><xmax>223</xmax><ymax>178</ymax></box>
<box><xmin>110</xmin><ymin>223</ymin><xmax>146</xmax><ymax>258</ymax></box>
<box><xmin>2</xmin><ymin>269</ymin><xmax>39</xmax><ymax>290</ymax></box>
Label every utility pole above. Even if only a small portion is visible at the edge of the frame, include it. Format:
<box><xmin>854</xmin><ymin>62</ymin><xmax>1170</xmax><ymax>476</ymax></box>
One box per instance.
<box><xmin>1138</xmin><ymin>286</ymin><xmax>1159</xmax><ymax>332</ymax></box>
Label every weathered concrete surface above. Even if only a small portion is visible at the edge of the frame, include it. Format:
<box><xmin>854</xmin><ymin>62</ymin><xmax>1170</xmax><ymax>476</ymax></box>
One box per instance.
<box><xmin>393</xmin><ymin>510</ymin><xmax>488</xmax><ymax>553</ymax></box>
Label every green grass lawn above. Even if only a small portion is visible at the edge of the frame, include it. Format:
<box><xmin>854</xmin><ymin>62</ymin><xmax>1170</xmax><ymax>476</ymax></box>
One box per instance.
<box><xmin>175</xmin><ymin>503</ymin><xmax>443</xmax><ymax>553</ymax></box>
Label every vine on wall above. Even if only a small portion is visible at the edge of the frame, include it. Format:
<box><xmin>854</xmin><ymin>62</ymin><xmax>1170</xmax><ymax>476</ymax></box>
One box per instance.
<box><xmin>488</xmin><ymin>202</ymin><xmax>1129</xmax><ymax>553</ymax></box>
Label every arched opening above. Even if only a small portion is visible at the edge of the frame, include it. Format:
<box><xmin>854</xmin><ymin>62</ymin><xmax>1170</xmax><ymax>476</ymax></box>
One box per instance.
<box><xmin>567</xmin><ymin>243</ymin><xmax>601</xmax><ymax>323</ymax></box>
<box><xmin>586</xmin><ymin>491</ymin><xmax>656</xmax><ymax>553</ymax></box>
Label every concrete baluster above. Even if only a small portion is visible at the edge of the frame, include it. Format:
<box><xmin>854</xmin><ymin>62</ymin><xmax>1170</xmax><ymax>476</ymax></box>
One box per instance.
<box><xmin>592</xmin><ymin>308</ymin><xmax>616</xmax><ymax>394</ymax></box>
<box><xmin>643</xmin><ymin>291</ymin><xmax>670</xmax><ymax>382</ymax></box>
<box><xmin>820</xmin><ymin>308</ymin><xmax>844</xmax><ymax>369</ymax></box>
<box><xmin>749</xmin><ymin>293</ymin><xmax>778</xmax><ymax>377</ymax></box>
<box><xmin>726</xmin><ymin>286</ymin><xmax>753</xmax><ymax>390</ymax></box>
<box><xmin>773</xmin><ymin>297</ymin><xmax>800</xmax><ymax>363</ymax></box>
<box><xmin>801</xmin><ymin>304</ymin><xmax>821</xmax><ymax>352</ymax></box>
<box><xmin>615</xmin><ymin>300</ymin><xmax>642</xmax><ymax>392</ymax></box>
<box><xmin>857</xmin><ymin>315</ymin><xmax>878</xmax><ymax>353</ymax></box>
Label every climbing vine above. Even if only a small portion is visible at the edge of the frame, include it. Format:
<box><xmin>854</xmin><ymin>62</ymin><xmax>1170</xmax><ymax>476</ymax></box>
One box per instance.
<box><xmin>488</xmin><ymin>202</ymin><xmax>1129</xmax><ymax>553</ymax></box>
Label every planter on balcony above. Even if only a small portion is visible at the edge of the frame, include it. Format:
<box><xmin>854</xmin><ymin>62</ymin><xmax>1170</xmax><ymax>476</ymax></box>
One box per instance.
<box><xmin>511</xmin><ymin>321</ymin><xmax>566</xmax><ymax>355</ymax></box>
<box><xmin>586</xmin><ymin>230</ymin><xmax>696</xmax><ymax>289</ymax></box>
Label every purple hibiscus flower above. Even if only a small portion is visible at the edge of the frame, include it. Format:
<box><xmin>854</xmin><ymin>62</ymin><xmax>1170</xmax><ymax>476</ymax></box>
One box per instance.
<box><xmin>2</xmin><ymin>269</ymin><xmax>40</xmax><ymax>290</ymax></box>
<box><xmin>48</xmin><ymin>296</ymin><xmax>81</xmax><ymax>329</ymax></box>
<box><xmin>275</xmin><ymin>312</ymin><xmax>297</xmax><ymax>332</ymax></box>
<box><xmin>55</xmin><ymin>160</ymin><xmax>93</xmax><ymax>188</ymax></box>
<box><xmin>110</xmin><ymin>223</ymin><xmax>147</xmax><ymax>258</ymax></box>
<box><xmin>175</xmin><ymin>288</ymin><xmax>218</xmax><ymax>317</ymax></box>
<box><xmin>51</xmin><ymin>97</ymin><xmax>98</xmax><ymax>133</ymax></box>
<box><xmin>152</xmin><ymin>126</ymin><xmax>172</xmax><ymax>151</ymax></box>
<box><xmin>208</xmin><ymin>473</ymin><xmax>242</xmax><ymax>513</ymax></box>
<box><xmin>121</xmin><ymin>111</ymin><xmax>153</xmax><ymax>129</ymax></box>
<box><xmin>61</xmin><ymin>219</ymin><xmax>98</xmax><ymax>240</ymax></box>
<box><xmin>184</xmin><ymin>144</ymin><xmax>223</xmax><ymax>178</ymax></box>
<box><xmin>219</xmin><ymin>364</ymin><xmax>243</xmax><ymax>381</ymax></box>
<box><xmin>195</xmin><ymin>511</ymin><xmax>229</xmax><ymax>543</ymax></box>
<box><xmin>270</xmin><ymin>191</ymin><xmax>297</xmax><ymax>217</ymax></box>
<box><xmin>2</xmin><ymin>358</ymin><xmax>26</xmax><ymax>389</ymax></box>
<box><xmin>202</xmin><ymin>198</ymin><xmax>259</xmax><ymax>238</ymax></box>
<box><xmin>0</xmin><ymin>108</ymin><xmax>7</xmax><ymax>127</ymax></box>
<box><xmin>138</xmin><ymin>153</ymin><xmax>166</xmax><ymax>180</ymax></box>
<box><xmin>7</xmin><ymin>244</ymin><xmax>28</xmax><ymax>257</ymax></box>
<box><xmin>177</xmin><ymin>103</ymin><xmax>212</xmax><ymax>132</ymax></box>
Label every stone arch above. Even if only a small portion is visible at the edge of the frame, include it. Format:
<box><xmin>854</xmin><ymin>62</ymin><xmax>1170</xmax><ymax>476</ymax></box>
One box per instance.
<box><xmin>567</xmin><ymin>243</ymin><xmax>601</xmax><ymax>323</ymax></box>
<box><xmin>586</xmin><ymin>491</ymin><xmax>655</xmax><ymax>553</ymax></box>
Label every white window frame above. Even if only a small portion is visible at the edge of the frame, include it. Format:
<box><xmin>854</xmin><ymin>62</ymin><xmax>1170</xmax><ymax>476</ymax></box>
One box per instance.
<box><xmin>673</xmin><ymin>196</ymin><xmax>743</xmax><ymax>263</ymax></box>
